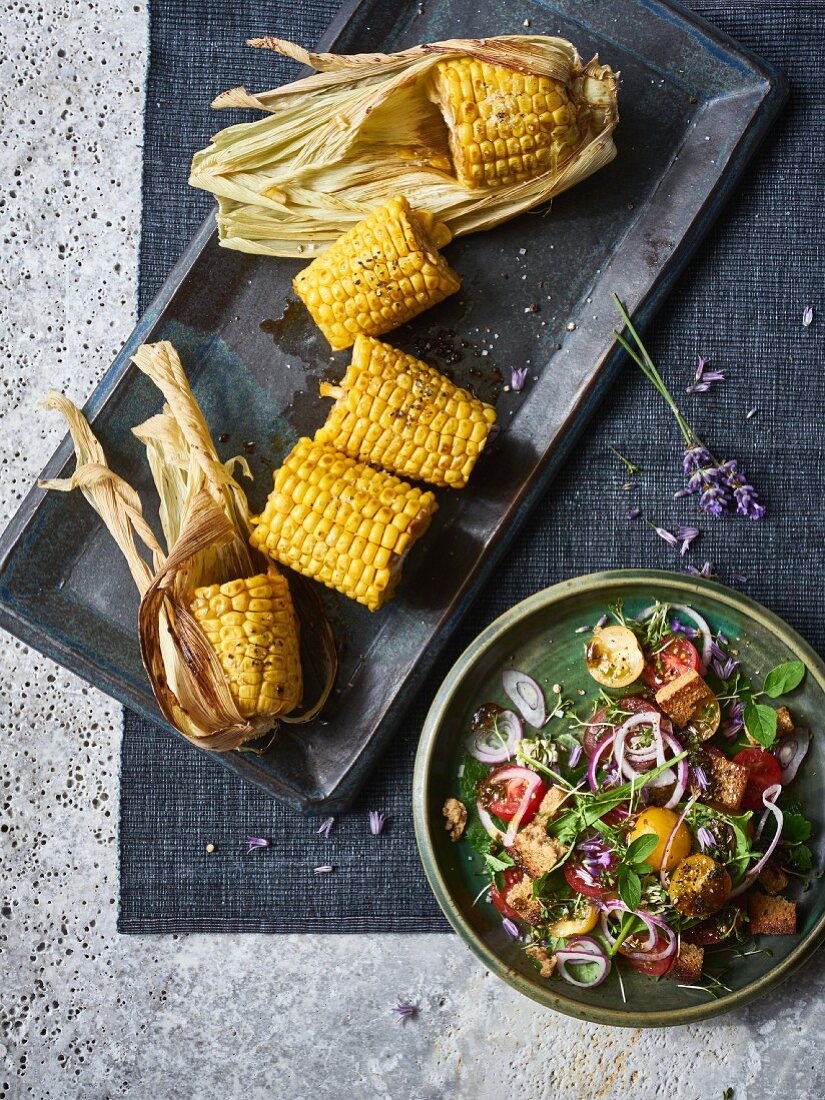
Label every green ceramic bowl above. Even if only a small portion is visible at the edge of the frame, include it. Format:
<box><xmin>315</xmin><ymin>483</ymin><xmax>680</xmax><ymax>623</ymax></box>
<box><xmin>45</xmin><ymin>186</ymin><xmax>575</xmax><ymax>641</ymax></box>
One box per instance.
<box><xmin>413</xmin><ymin>570</ymin><xmax>825</xmax><ymax>1027</ymax></box>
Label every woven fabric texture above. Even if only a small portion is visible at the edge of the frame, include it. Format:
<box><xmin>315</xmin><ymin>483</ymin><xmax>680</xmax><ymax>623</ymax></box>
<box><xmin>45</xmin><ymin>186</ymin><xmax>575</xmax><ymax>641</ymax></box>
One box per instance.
<box><xmin>119</xmin><ymin>0</ymin><xmax>824</xmax><ymax>932</ymax></box>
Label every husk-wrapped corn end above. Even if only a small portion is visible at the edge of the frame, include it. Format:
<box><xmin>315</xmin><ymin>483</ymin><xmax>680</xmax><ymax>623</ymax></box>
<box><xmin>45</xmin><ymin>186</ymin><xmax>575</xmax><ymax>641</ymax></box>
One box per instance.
<box><xmin>188</xmin><ymin>569</ymin><xmax>302</xmax><ymax>720</ymax></box>
<box><xmin>250</xmin><ymin>437</ymin><xmax>437</xmax><ymax>611</ymax></box>
<box><xmin>316</xmin><ymin>335</ymin><xmax>496</xmax><ymax>488</ymax></box>
<box><xmin>292</xmin><ymin>195</ymin><xmax>461</xmax><ymax>351</ymax></box>
<box><xmin>428</xmin><ymin>56</ymin><xmax>586</xmax><ymax>189</ymax></box>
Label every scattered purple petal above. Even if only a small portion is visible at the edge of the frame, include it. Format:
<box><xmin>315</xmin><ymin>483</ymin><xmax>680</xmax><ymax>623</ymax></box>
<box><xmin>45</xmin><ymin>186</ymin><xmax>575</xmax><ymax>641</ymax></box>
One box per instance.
<box><xmin>697</xmin><ymin>825</ymin><xmax>716</xmax><ymax>852</ymax></box>
<box><xmin>369</xmin><ymin>811</ymin><xmax>390</xmax><ymax>836</ymax></box>
<box><xmin>746</xmin><ymin>407</ymin><xmax>758</xmax><ymax>420</ymax></box>
<box><xmin>686</xmin><ymin>381</ymin><xmax>711</xmax><ymax>394</ymax></box>
<box><xmin>627</xmin><ymin>506</ymin><xmax>641</xmax><ymax>520</ymax></box>
<box><xmin>511</xmin><ymin>366</ymin><xmax>529</xmax><ymax>392</ymax></box>
<box><xmin>247</xmin><ymin>836</ymin><xmax>270</xmax><ymax>854</ymax></box>
<box><xmin>676</xmin><ymin>525</ymin><xmax>700</xmax><ymax>555</ymax></box>
<box><xmin>596</xmin><ymin>614</ymin><xmax>609</xmax><ymax>629</ymax></box>
<box><xmin>568</xmin><ymin>743</ymin><xmax>583</xmax><ymax>768</ymax></box>
<box><xmin>313</xmin><ymin>864</ymin><xmax>334</xmax><ymax>874</ymax></box>
<box><xmin>654</xmin><ymin>526</ymin><xmax>679</xmax><ymax>547</ymax></box>
<box><xmin>621</xmin><ymin>481</ymin><xmax>638</xmax><ymax>491</ymax></box>
<box><xmin>671</xmin><ymin>618</ymin><xmax>700</xmax><ymax>639</ymax></box>
<box><xmin>684</xmin><ymin>561</ymin><xmax>715</xmax><ymax>577</ymax></box>
<box><xmin>502</xmin><ymin>918</ymin><xmax>520</xmax><ymax>938</ymax></box>
<box><xmin>803</xmin><ymin>306</ymin><xmax>814</xmax><ymax>327</ymax></box>
<box><xmin>392</xmin><ymin>999</ymin><xmax>418</xmax><ymax>1024</ymax></box>
<box><xmin>674</xmin><ymin>487</ymin><xmax>693</xmax><ymax>498</ymax></box>
<box><xmin>317</xmin><ymin>817</ymin><xmax>335</xmax><ymax>838</ymax></box>
<box><xmin>701</xmin><ymin>370</ymin><xmax>725</xmax><ymax>383</ymax></box>
<box><xmin>731</xmin><ymin>571</ymin><xmax>748</xmax><ymax>583</ymax></box>
<box><xmin>692</xmin><ymin>765</ymin><xmax>710</xmax><ymax>794</ymax></box>
<box><xmin>695</xmin><ymin>355</ymin><xmax>708</xmax><ymax>381</ymax></box>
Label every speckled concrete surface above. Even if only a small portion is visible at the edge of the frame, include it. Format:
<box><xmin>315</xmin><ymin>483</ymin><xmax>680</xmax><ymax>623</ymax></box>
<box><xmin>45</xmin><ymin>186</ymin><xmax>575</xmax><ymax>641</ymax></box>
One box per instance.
<box><xmin>1</xmin><ymin>4</ymin><xmax>824</xmax><ymax>1099</ymax></box>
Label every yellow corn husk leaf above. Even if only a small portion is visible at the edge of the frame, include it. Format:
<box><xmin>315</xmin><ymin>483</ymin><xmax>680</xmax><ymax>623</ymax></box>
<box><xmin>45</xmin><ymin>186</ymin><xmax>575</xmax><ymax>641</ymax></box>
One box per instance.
<box><xmin>189</xmin><ymin>34</ymin><xmax>619</xmax><ymax>258</ymax></box>
<box><xmin>39</xmin><ymin>344</ymin><xmax>337</xmax><ymax>751</ymax></box>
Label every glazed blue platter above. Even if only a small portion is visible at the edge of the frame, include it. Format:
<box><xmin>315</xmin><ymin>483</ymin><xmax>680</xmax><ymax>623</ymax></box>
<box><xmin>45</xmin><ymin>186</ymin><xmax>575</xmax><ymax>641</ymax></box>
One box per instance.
<box><xmin>0</xmin><ymin>0</ymin><xmax>786</xmax><ymax>811</ymax></box>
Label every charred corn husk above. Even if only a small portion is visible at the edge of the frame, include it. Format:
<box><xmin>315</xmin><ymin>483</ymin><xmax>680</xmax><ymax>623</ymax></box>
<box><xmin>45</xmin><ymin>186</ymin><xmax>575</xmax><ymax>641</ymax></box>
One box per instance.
<box><xmin>189</xmin><ymin>571</ymin><xmax>302</xmax><ymax>719</ymax></box>
<box><xmin>316</xmin><ymin>335</ymin><xmax>496</xmax><ymax>488</ymax></box>
<box><xmin>40</xmin><ymin>343</ymin><xmax>336</xmax><ymax>750</ymax></box>
<box><xmin>189</xmin><ymin>36</ymin><xmax>619</xmax><ymax>257</ymax></box>
<box><xmin>250</xmin><ymin>437</ymin><xmax>437</xmax><ymax>611</ymax></box>
<box><xmin>429</xmin><ymin>57</ymin><xmax>584</xmax><ymax>188</ymax></box>
<box><xmin>293</xmin><ymin>196</ymin><xmax>461</xmax><ymax>350</ymax></box>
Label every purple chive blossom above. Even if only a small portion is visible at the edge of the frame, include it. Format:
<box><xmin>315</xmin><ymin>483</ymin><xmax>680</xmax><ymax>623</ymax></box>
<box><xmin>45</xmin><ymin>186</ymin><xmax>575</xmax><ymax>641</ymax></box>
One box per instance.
<box><xmin>671</xmin><ymin>618</ymin><xmax>699</xmax><ymax>639</ymax></box>
<box><xmin>686</xmin><ymin>357</ymin><xmax>724</xmax><ymax>394</ymax></box>
<box><xmin>511</xmin><ymin>367</ymin><xmax>528</xmax><ymax>392</ymax></box>
<box><xmin>502</xmin><ymin>918</ymin><xmax>520</xmax><ymax>938</ymax></box>
<box><xmin>587</xmin><ymin>850</ymin><xmax>615</xmax><ymax>871</ymax></box>
<box><xmin>721</xmin><ymin>700</ymin><xmax>745</xmax><ymax>739</ymax></box>
<box><xmin>695</xmin><ymin>356</ymin><xmax>708</xmax><ymax>381</ymax></box>
<box><xmin>697</xmin><ymin>826</ymin><xmax>716</xmax><ymax>852</ymax></box>
<box><xmin>691</xmin><ymin>764</ymin><xmax>710</xmax><ymax>794</ymax></box>
<box><xmin>247</xmin><ymin>836</ymin><xmax>270</xmax><ymax>854</ymax></box>
<box><xmin>317</xmin><ymin>817</ymin><xmax>335</xmax><ymax>838</ymax></box>
<box><xmin>627</xmin><ymin>506</ymin><xmax>641</xmax><ymax>520</ymax></box>
<box><xmin>314</xmin><ymin>864</ymin><xmax>334</xmax><ymax>874</ymax></box>
<box><xmin>676</xmin><ymin>525</ymin><xmax>700</xmax><ymax>555</ymax></box>
<box><xmin>684</xmin><ymin>561</ymin><xmax>715</xmax><ymax>577</ymax></box>
<box><xmin>568</xmin><ymin>742</ymin><xmax>583</xmax><ymax>768</ymax></box>
<box><xmin>803</xmin><ymin>306</ymin><xmax>814</xmax><ymax>327</ymax></box>
<box><xmin>369</xmin><ymin>811</ymin><xmax>390</xmax><ymax>836</ymax></box>
<box><xmin>392</xmin><ymin>999</ymin><xmax>417</xmax><ymax>1024</ymax></box>
<box><xmin>712</xmin><ymin>655</ymin><xmax>739</xmax><ymax>681</ymax></box>
<box><xmin>654</xmin><ymin>526</ymin><xmax>679</xmax><ymax>547</ymax></box>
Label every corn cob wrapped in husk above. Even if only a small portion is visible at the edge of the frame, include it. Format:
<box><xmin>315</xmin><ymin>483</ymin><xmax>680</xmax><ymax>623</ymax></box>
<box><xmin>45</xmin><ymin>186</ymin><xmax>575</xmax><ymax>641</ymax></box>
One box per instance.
<box><xmin>40</xmin><ymin>342</ymin><xmax>336</xmax><ymax>750</ymax></box>
<box><xmin>189</xmin><ymin>35</ymin><xmax>619</xmax><ymax>258</ymax></box>
<box><xmin>293</xmin><ymin>195</ymin><xmax>461</xmax><ymax>350</ymax></box>
<box><xmin>316</xmin><ymin>335</ymin><xmax>496</xmax><ymax>488</ymax></box>
<box><xmin>250</xmin><ymin>437</ymin><xmax>437</xmax><ymax>611</ymax></box>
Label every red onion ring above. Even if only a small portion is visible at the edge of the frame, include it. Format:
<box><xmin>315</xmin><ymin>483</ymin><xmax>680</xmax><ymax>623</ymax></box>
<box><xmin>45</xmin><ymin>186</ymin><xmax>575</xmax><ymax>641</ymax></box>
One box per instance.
<box><xmin>659</xmin><ymin>795</ymin><xmax>698</xmax><ymax>889</ymax></box>
<box><xmin>638</xmin><ymin>602</ymin><xmax>713</xmax><ymax>673</ymax></box>
<box><xmin>587</xmin><ymin>733</ymin><xmax>615</xmax><ymax>791</ymax></box>
<box><xmin>555</xmin><ymin>945</ymin><xmax>611</xmax><ymax>988</ymax></box>
<box><xmin>599</xmin><ymin>902</ymin><xmax>678</xmax><ymax>962</ymax></box>
<box><xmin>729</xmin><ymin>783</ymin><xmax>784</xmax><ymax>898</ymax></box>
<box><xmin>502</xmin><ymin>669</ymin><xmax>547</xmax><ymax>728</ymax></box>
<box><xmin>468</xmin><ymin>708</ymin><xmax>523</xmax><ymax>764</ymax></box>
<box><xmin>775</xmin><ymin>726</ymin><xmax>810</xmax><ymax>785</ymax></box>
<box><xmin>614</xmin><ymin>713</ymin><xmax>663</xmax><ymax>780</ymax></box>
<box><xmin>476</xmin><ymin>802</ymin><xmax>503</xmax><ymax>842</ymax></box>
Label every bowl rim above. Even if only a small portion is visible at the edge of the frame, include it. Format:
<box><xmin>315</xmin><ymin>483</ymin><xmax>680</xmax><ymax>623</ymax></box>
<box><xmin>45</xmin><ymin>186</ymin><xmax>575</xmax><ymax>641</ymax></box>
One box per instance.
<box><xmin>412</xmin><ymin>568</ymin><xmax>825</xmax><ymax>1027</ymax></box>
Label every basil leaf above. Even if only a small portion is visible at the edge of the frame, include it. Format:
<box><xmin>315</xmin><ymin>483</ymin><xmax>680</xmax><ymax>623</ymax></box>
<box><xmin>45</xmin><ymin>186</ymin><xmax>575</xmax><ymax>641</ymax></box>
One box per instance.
<box><xmin>624</xmin><ymin>833</ymin><xmax>658</xmax><ymax>866</ymax></box>
<box><xmin>617</xmin><ymin>865</ymin><xmax>642</xmax><ymax>911</ymax></box>
<box><xmin>744</xmin><ymin>702</ymin><xmax>778</xmax><ymax>748</ymax></box>
<box><xmin>763</xmin><ymin>660</ymin><xmax>805</xmax><ymax>698</ymax></box>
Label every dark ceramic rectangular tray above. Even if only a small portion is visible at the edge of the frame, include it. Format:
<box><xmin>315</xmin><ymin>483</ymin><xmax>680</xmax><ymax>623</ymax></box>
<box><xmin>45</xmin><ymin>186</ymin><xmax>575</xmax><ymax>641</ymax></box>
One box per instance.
<box><xmin>0</xmin><ymin>0</ymin><xmax>786</xmax><ymax>811</ymax></box>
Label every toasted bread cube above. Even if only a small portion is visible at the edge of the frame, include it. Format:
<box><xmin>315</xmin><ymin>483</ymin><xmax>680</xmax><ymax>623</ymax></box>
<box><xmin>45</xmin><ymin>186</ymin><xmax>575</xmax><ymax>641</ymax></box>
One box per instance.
<box><xmin>758</xmin><ymin>860</ymin><xmax>790</xmax><ymax>897</ymax></box>
<box><xmin>537</xmin><ymin>784</ymin><xmax>570</xmax><ymax>821</ymax></box>
<box><xmin>691</xmin><ymin>750</ymin><xmax>749</xmax><ymax>814</ymax></box>
<box><xmin>749</xmin><ymin>892</ymin><xmax>797</xmax><ymax>935</ymax></box>
<box><xmin>656</xmin><ymin>669</ymin><xmax>712</xmax><ymax>728</ymax></box>
<box><xmin>509</xmin><ymin>821</ymin><xmax>566</xmax><ymax>878</ymax></box>
<box><xmin>526</xmin><ymin>944</ymin><xmax>557</xmax><ymax>978</ymax></box>
<box><xmin>504</xmin><ymin>873</ymin><xmax>543</xmax><ymax>925</ymax></box>
<box><xmin>776</xmin><ymin>706</ymin><xmax>794</xmax><ymax>736</ymax></box>
<box><xmin>667</xmin><ymin>942</ymin><xmax>705</xmax><ymax>983</ymax></box>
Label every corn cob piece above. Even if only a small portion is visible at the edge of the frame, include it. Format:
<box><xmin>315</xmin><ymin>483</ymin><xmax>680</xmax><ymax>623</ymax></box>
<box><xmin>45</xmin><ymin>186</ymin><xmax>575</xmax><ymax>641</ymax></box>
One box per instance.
<box><xmin>250</xmin><ymin>438</ymin><xmax>437</xmax><ymax>611</ymax></box>
<box><xmin>429</xmin><ymin>57</ymin><xmax>585</xmax><ymax>189</ymax></box>
<box><xmin>187</xmin><ymin>569</ymin><xmax>302</xmax><ymax>720</ymax></box>
<box><xmin>315</xmin><ymin>336</ymin><xmax>496</xmax><ymax>489</ymax></box>
<box><xmin>292</xmin><ymin>195</ymin><xmax>461</xmax><ymax>351</ymax></box>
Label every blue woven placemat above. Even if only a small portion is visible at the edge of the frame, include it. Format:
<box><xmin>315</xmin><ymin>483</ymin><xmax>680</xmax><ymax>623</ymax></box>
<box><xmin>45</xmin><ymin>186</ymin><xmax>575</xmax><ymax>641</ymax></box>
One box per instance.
<box><xmin>118</xmin><ymin>0</ymin><xmax>824</xmax><ymax>933</ymax></box>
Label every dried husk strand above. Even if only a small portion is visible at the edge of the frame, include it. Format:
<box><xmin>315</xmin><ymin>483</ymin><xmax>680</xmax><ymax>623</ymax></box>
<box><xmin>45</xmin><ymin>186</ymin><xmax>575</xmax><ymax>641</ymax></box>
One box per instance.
<box><xmin>189</xmin><ymin>35</ymin><xmax>619</xmax><ymax>257</ymax></box>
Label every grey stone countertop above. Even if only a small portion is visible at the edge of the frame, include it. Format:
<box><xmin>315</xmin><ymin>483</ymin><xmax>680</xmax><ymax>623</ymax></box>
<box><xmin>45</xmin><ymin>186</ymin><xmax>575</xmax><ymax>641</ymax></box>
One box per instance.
<box><xmin>1</xmin><ymin>4</ymin><xmax>824</xmax><ymax>1099</ymax></box>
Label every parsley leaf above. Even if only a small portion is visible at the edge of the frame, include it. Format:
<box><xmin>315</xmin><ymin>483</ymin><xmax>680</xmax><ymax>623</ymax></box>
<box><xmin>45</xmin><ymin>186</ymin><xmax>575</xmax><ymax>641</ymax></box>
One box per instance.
<box><xmin>459</xmin><ymin>755</ymin><xmax>489</xmax><ymax>804</ymax></box>
<box><xmin>763</xmin><ymin>660</ymin><xmax>806</xmax><ymax>698</ymax></box>
<box><xmin>743</xmin><ymin>702</ymin><xmax>778</xmax><ymax>748</ymax></box>
<box><xmin>484</xmin><ymin>851</ymin><xmax>514</xmax><ymax>874</ymax></box>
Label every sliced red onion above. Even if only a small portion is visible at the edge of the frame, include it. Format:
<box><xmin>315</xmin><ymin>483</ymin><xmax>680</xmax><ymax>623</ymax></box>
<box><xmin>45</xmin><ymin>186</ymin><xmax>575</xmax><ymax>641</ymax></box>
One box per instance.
<box><xmin>659</xmin><ymin>795</ymin><xmax>697</xmax><ymax>888</ymax></box>
<box><xmin>555</xmin><ymin>945</ymin><xmax>611</xmax><ymax>988</ymax></box>
<box><xmin>775</xmin><ymin>726</ymin><xmax>810</xmax><ymax>785</ymax></box>
<box><xmin>468</xmin><ymin>708</ymin><xmax>523</xmax><ymax>764</ymax></box>
<box><xmin>587</xmin><ymin>733</ymin><xmax>615</xmax><ymax>791</ymax></box>
<box><xmin>614</xmin><ymin>713</ymin><xmax>663</xmax><ymax>780</ymax></box>
<box><xmin>729</xmin><ymin>783</ymin><xmax>784</xmax><ymax>898</ymax></box>
<box><xmin>476</xmin><ymin>802</ymin><xmax>504</xmax><ymax>842</ymax></box>
<box><xmin>600</xmin><ymin>902</ymin><xmax>677</xmax><ymax>963</ymax></box>
<box><xmin>502</xmin><ymin>670</ymin><xmax>547</xmax><ymax>728</ymax></box>
<box><xmin>638</xmin><ymin>602</ymin><xmax>713</xmax><ymax>673</ymax></box>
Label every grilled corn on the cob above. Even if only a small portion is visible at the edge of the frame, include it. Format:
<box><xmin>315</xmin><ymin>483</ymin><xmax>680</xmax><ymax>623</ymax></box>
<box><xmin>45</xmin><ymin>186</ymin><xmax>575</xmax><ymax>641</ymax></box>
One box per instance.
<box><xmin>188</xmin><ymin>569</ymin><xmax>302</xmax><ymax>719</ymax></box>
<box><xmin>293</xmin><ymin>196</ymin><xmax>461</xmax><ymax>351</ymax></box>
<box><xmin>316</xmin><ymin>335</ymin><xmax>496</xmax><ymax>488</ymax></box>
<box><xmin>250</xmin><ymin>437</ymin><xmax>437</xmax><ymax>611</ymax></box>
<box><xmin>429</xmin><ymin>57</ymin><xmax>584</xmax><ymax>189</ymax></box>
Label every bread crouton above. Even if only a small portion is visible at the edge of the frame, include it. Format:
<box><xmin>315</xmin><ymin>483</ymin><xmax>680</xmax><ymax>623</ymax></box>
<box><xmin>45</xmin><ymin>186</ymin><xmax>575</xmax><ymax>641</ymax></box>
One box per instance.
<box><xmin>442</xmin><ymin>798</ymin><xmax>467</xmax><ymax>841</ymax></box>
<box><xmin>691</xmin><ymin>750</ymin><xmax>748</xmax><ymax>814</ymax></box>
<box><xmin>758</xmin><ymin>860</ymin><xmax>790</xmax><ymax>897</ymax></box>
<box><xmin>667</xmin><ymin>942</ymin><xmax>705</xmax><ymax>983</ymax></box>
<box><xmin>504</xmin><ymin>873</ymin><xmax>543</xmax><ymax>925</ymax></box>
<box><xmin>655</xmin><ymin>669</ymin><xmax>712</xmax><ymax>728</ymax></box>
<box><xmin>749</xmin><ymin>891</ymin><xmax>797</xmax><ymax>935</ymax></box>
<box><xmin>526</xmin><ymin>944</ymin><xmax>556</xmax><ymax>978</ymax></box>
<box><xmin>509</xmin><ymin>821</ymin><xmax>566</xmax><ymax>878</ymax></box>
<box><xmin>536</xmin><ymin>784</ymin><xmax>570</xmax><ymax>820</ymax></box>
<box><xmin>776</xmin><ymin>706</ymin><xmax>794</xmax><ymax>736</ymax></box>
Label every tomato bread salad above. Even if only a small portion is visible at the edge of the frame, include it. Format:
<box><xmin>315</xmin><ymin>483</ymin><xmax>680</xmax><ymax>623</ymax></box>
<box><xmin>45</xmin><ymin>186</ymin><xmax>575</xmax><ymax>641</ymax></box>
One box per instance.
<box><xmin>443</xmin><ymin>601</ymin><xmax>814</xmax><ymax>997</ymax></box>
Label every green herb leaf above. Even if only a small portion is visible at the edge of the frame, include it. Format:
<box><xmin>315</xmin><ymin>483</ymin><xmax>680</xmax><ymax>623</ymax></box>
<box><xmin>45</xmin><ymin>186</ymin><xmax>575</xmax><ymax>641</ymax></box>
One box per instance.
<box><xmin>617</xmin><ymin>865</ymin><xmax>642</xmax><ymax>911</ymax></box>
<box><xmin>459</xmin><ymin>755</ymin><xmax>489</xmax><ymax>804</ymax></box>
<box><xmin>743</xmin><ymin>702</ymin><xmax>778</xmax><ymax>748</ymax></box>
<box><xmin>783</xmin><ymin>844</ymin><xmax>813</xmax><ymax>873</ymax></box>
<box><xmin>763</xmin><ymin>660</ymin><xmax>805</xmax><ymax>698</ymax></box>
<box><xmin>464</xmin><ymin>817</ymin><xmax>493</xmax><ymax>857</ymax></box>
<box><xmin>722</xmin><ymin>1088</ymin><xmax>734</xmax><ymax>1100</ymax></box>
<box><xmin>483</xmin><ymin>851</ymin><xmax>514</xmax><ymax>874</ymax></box>
<box><xmin>624</xmin><ymin>834</ymin><xmax>659</xmax><ymax>867</ymax></box>
<box><xmin>783</xmin><ymin>813</ymin><xmax>813</xmax><ymax>844</ymax></box>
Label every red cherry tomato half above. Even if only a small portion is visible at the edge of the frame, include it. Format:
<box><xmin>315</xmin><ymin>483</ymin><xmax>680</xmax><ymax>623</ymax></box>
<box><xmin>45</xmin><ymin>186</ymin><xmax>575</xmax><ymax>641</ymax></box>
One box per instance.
<box><xmin>681</xmin><ymin>903</ymin><xmax>745</xmax><ymax>946</ymax></box>
<box><xmin>583</xmin><ymin>696</ymin><xmax>660</xmax><ymax>758</ymax></box>
<box><xmin>490</xmin><ymin>867</ymin><xmax>528</xmax><ymax>924</ymax></box>
<box><xmin>732</xmin><ymin>748</ymin><xmax>783</xmax><ymax>810</ymax></box>
<box><xmin>643</xmin><ymin>636</ymin><xmax>701</xmax><ymax>690</ymax></box>
<box><xmin>564</xmin><ymin>855</ymin><xmax>618</xmax><ymax>900</ymax></box>
<box><xmin>481</xmin><ymin>766</ymin><xmax>547</xmax><ymax>824</ymax></box>
<box><xmin>619</xmin><ymin>928</ymin><xmax>674</xmax><ymax>976</ymax></box>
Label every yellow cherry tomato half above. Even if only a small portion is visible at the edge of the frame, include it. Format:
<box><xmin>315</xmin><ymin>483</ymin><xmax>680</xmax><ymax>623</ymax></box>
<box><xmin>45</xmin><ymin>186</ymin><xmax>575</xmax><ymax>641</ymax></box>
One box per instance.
<box><xmin>629</xmin><ymin>807</ymin><xmax>692</xmax><ymax>872</ymax></box>
<box><xmin>547</xmin><ymin>901</ymin><xmax>600</xmax><ymax>939</ymax></box>
<box><xmin>668</xmin><ymin>854</ymin><xmax>732</xmax><ymax>918</ymax></box>
<box><xmin>585</xmin><ymin>625</ymin><xmax>645</xmax><ymax>688</ymax></box>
